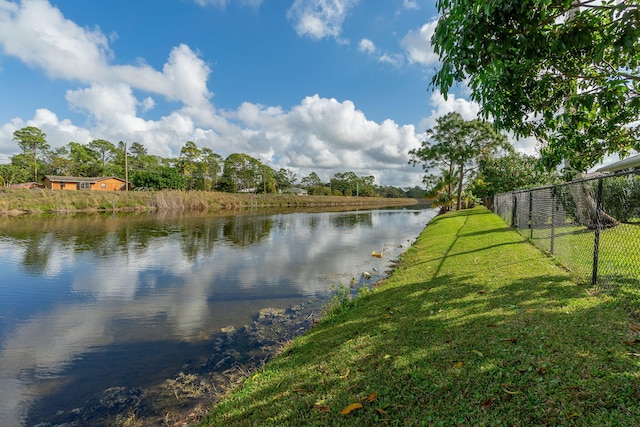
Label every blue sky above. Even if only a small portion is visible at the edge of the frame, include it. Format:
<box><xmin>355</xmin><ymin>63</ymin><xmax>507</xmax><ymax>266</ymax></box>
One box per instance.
<box><xmin>0</xmin><ymin>0</ymin><xmax>536</xmax><ymax>187</ymax></box>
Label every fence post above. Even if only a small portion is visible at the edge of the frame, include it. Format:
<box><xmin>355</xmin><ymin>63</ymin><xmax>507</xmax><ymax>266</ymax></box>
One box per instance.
<box><xmin>550</xmin><ymin>187</ymin><xmax>556</xmax><ymax>255</ymax></box>
<box><xmin>591</xmin><ymin>178</ymin><xmax>604</xmax><ymax>286</ymax></box>
<box><xmin>529</xmin><ymin>190</ymin><xmax>534</xmax><ymax>239</ymax></box>
<box><xmin>511</xmin><ymin>192</ymin><xmax>517</xmax><ymax>227</ymax></box>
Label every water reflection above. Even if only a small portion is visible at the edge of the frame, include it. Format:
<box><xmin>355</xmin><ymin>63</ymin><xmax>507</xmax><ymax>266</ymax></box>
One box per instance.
<box><xmin>0</xmin><ymin>206</ymin><xmax>436</xmax><ymax>425</ymax></box>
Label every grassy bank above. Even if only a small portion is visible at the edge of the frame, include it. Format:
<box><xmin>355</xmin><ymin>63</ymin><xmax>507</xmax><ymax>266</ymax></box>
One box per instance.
<box><xmin>0</xmin><ymin>188</ymin><xmax>418</xmax><ymax>214</ymax></box>
<box><xmin>204</xmin><ymin>207</ymin><xmax>640</xmax><ymax>426</ymax></box>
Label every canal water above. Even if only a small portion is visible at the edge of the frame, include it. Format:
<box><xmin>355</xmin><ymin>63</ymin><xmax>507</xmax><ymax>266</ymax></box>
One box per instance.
<box><xmin>0</xmin><ymin>205</ymin><xmax>436</xmax><ymax>426</ymax></box>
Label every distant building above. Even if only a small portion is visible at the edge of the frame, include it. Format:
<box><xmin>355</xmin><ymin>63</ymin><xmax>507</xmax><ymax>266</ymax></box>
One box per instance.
<box><xmin>9</xmin><ymin>182</ymin><xmax>42</xmax><ymax>189</ymax></box>
<box><xmin>282</xmin><ymin>187</ymin><xmax>308</xmax><ymax>195</ymax></box>
<box><xmin>596</xmin><ymin>153</ymin><xmax>640</xmax><ymax>173</ymax></box>
<box><xmin>42</xmin><ymin>176</ymin><xmax>130</xmax><ymax>191</ymax></box>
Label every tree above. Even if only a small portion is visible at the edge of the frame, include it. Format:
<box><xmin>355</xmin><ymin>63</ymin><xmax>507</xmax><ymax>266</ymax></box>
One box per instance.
<box><xmin>405</xmin><ymin>186</ymin><xmax>427</xmax><ymax>199</ymax></box>
<box><xmin>177</xmin><ymin>141</ymin><xmax>202</xmax><ymax>190</ymax></box>
<box><xmin>0</xmin><ymin>164</ymin><xmax>30</xmax><ymax>187</ymax></box>
<box><xmin>46</xmin><ymin>146</ymin><xmax>73</xmax><ymax>176</ymax></box>
<box><xmin>67</xmin><ymin>142</ymin><xmax>101</xmax><ymax>176</ymax></box>
<box><xmin>127</xmin><ymin>142</ymin><xmax>149</xmax><ymax>170</ymax></box>
<box><xmin>130</xmin><ymin>167</ymin><xmax>184</xmax><ymax>190</ymax></box>
<box><xmin>88</xmin><ymin>139</ymin><xmax>118</xmax><ymax>175</ymax></box>
<box><xmin>218</xmin><ymin>153</ymin><xmax>263</xmax><ymax>193</ymax></box>
<box><xmin>330</xmin><ymin>171</ymin><xmax>359</xmax><ymax>196</ymax></box>
<box><xmin>200</xmin><ymin>148</ymin><xmax>223</xmax><ymax>190</ymax></box>
<box><xmin>257</xmin><ymin>164</ymin><xmax>277</xmax><ymax>194</ymax></box>
<box><xmin>431</xmin><ymin>0</ymin><xmax>640</xmax><ymax>172</ymax></box>
<box><xmin>275</xmin><ymin>168</ymin><xmax>297</xmax><ymax>191</ymax></box>
<box><xmin>301</xmin><ymin>172</ymin><xmax>323</xmax><ymax>188</ymax></box>
<box><xmin>471</xmin><ymin>150</ymin><xmax>558</xmax><ymax>199</ymax></box>
<box><xmin>409</xmin><ymin>112</ymin><xmax>507</xmax><ymax>210</ymax></box>
<box><xmin>424</xmin><ymin>168</ymin><xmax>458</xmax><ymax>212</ymax></box>
<box><xmin>377</xmin><ymin>185</ymin><xmax>407</xmax><ymax>198</ymax></box>
<box><xmin>12</xmin><ymin>126</ymin><xmax>49</xmax><ymax>182</ymax></box>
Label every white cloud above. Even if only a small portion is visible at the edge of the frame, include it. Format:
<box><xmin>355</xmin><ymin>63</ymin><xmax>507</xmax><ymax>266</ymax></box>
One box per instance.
<box><xmin>192</xmin><ymin>0</ymin><xmax>263</xmax><ymax>8</ymax></box>
<box><xmin>417</xmin><ymin>92</ymin><xmax>539</xmax><ymax>156</ymax></box>
<box><xmin>228</xmin><ymin>95</ymin><xmax>423</xmax><ymax>185</ymax></box>
<box><xmin>0</xmin><ymin>2</ymin><xmax>213</xmax><ymax>114</ymax></box>
<box><xmin>403</xmin><ymin>0</ymin><xmax>420</xmax><ymax>10</ymax></box>
<box><xmin>0</xmin><ymin>0</ymin><xmax>112</xmax><ymax>79</ymax></box>
<box><xmin>66</xmin><ymin>83</ymin><xmax>150</xmax><ymax>134</ymax></box>
<box><xmin>401</xmin><ymin>20</ymin><xmax>439</xmax><ymax>66</ymax></box>
<box><xmin>1</xmin><ymin>108</ymin><xmax>92</xmax><ymax>149</ymax></box>
<box><xmin>287</xmin><ymin>0</ymin><xmax>359</xmax><ymax>41</ymax></box>
<box><xmin>193</xmin><ymin>0</ymin><xmax>229</xmax><ymax>6</ymax></box>
<box><xmin>421</xmin><ymin>92</ymin><xmax>481</xmax><ymax>129</ymax></box>
<box><xmin>140</xmin><ymin>97</ymin><xmax>156</xmax><ymax>113</ymax></box>
<box><xmin>358</xmin><ymin>38</ymin><xmax>376</xmax><ymax>54</ymax></box>
<box><xmin>359</xmin><ymin>39</ymin><xmax>404</xmax><ymax>66</ymax></box>
<box><xmin>0</xmin><ymin>0</ymin><xmax>430</xmax><ymax>187</ymax></box>
<box><xmin>379</xmin><ymin>53</ymin><xmax>404</xmax><ymax>66</ymax></box>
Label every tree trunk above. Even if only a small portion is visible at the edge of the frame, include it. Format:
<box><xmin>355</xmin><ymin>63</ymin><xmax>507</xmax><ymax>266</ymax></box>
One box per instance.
<box><xmin>570</xmin><ymin>175</ymin><xmax>618</xmax><ymax>229</ymax></box>
<box><xmin>456</xmin><ymin>163</ymin><xmax>465</xmax><ymax>211</ymax></box>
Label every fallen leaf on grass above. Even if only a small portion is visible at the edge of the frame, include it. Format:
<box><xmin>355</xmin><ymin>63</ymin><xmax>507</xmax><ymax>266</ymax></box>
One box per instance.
<box><xmin>501</xmin><ymin>338</ymin><xmax>518</xmax><ymax>344</ymax></box>
<box><xmin>480</xmin><ymin>398</ymin><xmax>495</xmax><ymax>409</ymax></box>
<box><xmin>472</xmin><ymin>350</ymin><xmax>484</xmax><ymax>357</ymax></box>
<box><xmin>365</xmin><ymin>393</ymin><xmax>378</xmax><ymax>403</ymax></box>
<box><xmin>293</xmin><ymin>388</ymin><xmax>313</xmax><ymax>393</ymax></box>
<box><xmin>374</xmin><ymin>408</ymin><xmax>387</xmax><ymax>415</ymax></box>
<box><xmin>313</xmin><ymin>405</ymin><xmax>331</xmax><ymax>412</ymax></box>
<box><xmin>339</xmin><ymin>368</ymin><xmax>350</xmax><ymax>379</ymax></box>
<box><xmin>340</xmin><ymin>403</ymin><xmax>363</xmax><ymax>415</ymax></box>
<box><xmin>501</xmin><ymin>384</ymin><xmax>520</xmax><ymax>395</ymax></box>
<box><xmin>452</xmin><ymin>361</ymin><xmax>465</xmax><ymax>368</ymax></box>
<box><xmin>623</xmin><ymin>339</ymin><xmax>640</xmax><ymax>345</ymax></box>
<box><xmin>629</xmin><ymin>324</ymin><xmax>640</xmax><ymax>332</ymax></box>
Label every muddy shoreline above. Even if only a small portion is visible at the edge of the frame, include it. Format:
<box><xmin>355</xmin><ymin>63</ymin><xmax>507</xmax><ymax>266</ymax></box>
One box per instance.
<box><xmin>29</xmin><ymin>300</ymin><xmax>324</xmax><ymax>427</ymax></box>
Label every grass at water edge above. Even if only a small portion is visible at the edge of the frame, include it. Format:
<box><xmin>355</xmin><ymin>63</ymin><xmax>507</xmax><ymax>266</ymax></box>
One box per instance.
<box><xmin>203</xmin><ymin>207</ymin><xmax>640</xmax><ymax>426</ymax></box>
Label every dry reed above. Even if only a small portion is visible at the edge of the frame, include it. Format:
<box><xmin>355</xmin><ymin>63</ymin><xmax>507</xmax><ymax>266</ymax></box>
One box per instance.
<box><xmin>0</xmin><ymin>188</ymin><xmax>418</xmax><ymax>214</ymax></box>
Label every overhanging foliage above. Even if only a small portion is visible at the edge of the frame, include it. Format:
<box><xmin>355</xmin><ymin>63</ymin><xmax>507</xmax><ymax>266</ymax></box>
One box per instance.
<box><xmin>432</xmin><ymin>0</ymin><xmax>640</xmax><ymax>172</ymax></box>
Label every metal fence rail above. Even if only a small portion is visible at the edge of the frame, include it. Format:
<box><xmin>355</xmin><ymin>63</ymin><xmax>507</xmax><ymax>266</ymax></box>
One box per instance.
<box><xmin>493</xmin><ymin>170</ymin><xmax>640</xmax><ymax>290</ymax></box>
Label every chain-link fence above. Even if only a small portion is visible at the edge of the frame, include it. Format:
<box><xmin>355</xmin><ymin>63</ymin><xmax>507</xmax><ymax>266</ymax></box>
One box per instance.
<box><xmin>493</xmin><ymin>170</ymin><xmax>640</xmax><ymax>291</ymax></box>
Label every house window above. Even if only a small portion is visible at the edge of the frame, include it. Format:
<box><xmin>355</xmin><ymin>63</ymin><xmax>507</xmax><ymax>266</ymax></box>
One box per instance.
<box><xmin>60</xmin><ymin>183</ymin><xmax>65</xmax><ymax>190</ymax></box>
<box><xmin>78</xmin><ymin>182</ymin><xmax>91</xmax><ymax>190</ymax></box>
<box><xmin>101</xmin><ymin>183</ymin><xmax>106</xmax><ymax>189</ymax></box>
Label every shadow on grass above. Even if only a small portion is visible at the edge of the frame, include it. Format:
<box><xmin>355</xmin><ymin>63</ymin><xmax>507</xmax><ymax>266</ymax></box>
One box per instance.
<box><xmin>209</xmin><ymin>270</ymin><xmax>639</xmax><ymax>425</ymax></box>
<box><xmin>206</xmin><ymin>209</ymin><xmax>640</xmax><ymax>426</ymax></box>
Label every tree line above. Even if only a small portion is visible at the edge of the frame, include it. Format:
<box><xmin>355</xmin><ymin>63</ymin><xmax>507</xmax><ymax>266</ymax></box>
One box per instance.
<box><xmin>1</xmin><ymin>126</ymin><xmax>425</xmax><ymax>198</ymax></box>
<box><xmin>409</xmin><ymin>112</ymin><xmax>559</xmax><ymax>212</ymax></box>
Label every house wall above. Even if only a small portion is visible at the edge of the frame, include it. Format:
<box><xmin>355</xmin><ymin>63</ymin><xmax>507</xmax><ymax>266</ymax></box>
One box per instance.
<box><xmin>93</xmin><ymin>178</ymin><xmax>127</xmax><ymax>191</ymax></box>
<box><xmin>43</xmin><ymin>177</ymin><xmax>127</xmax><ymax>191</ymax></box>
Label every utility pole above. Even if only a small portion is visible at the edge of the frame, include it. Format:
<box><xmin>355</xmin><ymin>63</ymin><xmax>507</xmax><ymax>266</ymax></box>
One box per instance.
<box><xmin>124</xmin><ymin>141</ymin><xmax>129</xmax><ymax>192</ymax></box>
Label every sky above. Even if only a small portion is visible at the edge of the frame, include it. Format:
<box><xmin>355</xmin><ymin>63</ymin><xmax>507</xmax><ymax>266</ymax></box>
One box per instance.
<box><xmin>0</xmin><ymin>0</ymin><xmax>538</xmax><ymax>188</ymax></box>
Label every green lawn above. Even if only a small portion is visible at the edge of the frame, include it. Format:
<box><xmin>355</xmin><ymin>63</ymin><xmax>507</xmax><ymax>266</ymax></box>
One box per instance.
<box><xmin>530</xmin><ymin>222</ymin><xmax>640</xmax><ymax>317</ymax></box>
<box><xmin>203</xmin><ymin>207</ymin><xmax>640</xmax><ymax>426</ymax></box>
<box><xmin>530</xmin><ymin>222</ymin><xmax>640</xmax><ymax>282</ymax></box>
